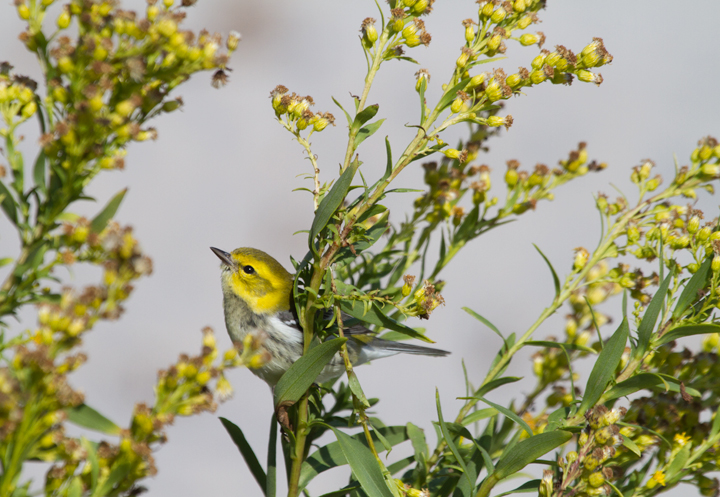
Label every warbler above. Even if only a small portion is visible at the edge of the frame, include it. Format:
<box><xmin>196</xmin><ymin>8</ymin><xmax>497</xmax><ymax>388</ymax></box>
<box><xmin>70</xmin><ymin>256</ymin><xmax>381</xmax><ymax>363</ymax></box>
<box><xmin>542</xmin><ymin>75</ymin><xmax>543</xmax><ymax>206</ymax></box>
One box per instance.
<box><xmin>211</xmin><ymin>246</ymin><xmax>449</xmax><ymax>387</ymax></box>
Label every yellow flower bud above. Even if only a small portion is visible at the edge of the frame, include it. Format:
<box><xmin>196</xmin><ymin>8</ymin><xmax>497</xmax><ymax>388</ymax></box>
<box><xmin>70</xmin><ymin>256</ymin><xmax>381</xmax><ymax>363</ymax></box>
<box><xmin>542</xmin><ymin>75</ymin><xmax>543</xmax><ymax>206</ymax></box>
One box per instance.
<box><xmin>21</xmin><ymin>101</ymin><xmax>37</xmax><ymax>119</ymax></box>
<box><xmin>505</xmin><ymin>168</ymin><xmax>518</xmax><ymax>187</ymax></box>
<box><xmin>519</xmin><ymin>33</ymin><xmax>538</xmax><ymax>46</ymax></box>
<box><xmin>227</xmin><ymin>31</ymin><xmax>241</xmax><ymax>51</ymax></box>
<box><xmin>57</xmin><ymin>57</ymin><xmax>73</xmax><ymax>73</ymax></box>
<box><xmin>712</xmin><ymin>256</ymin><xmax>720</xmax><ymax>273</ymax></box>
<box><xmin>518</xmin><ymin>15</ymin><xmax>532</xmax><ymax>29</ymax></box>
<box><xmin>450</xmin><ymin>97</ymin><xmax>464</xmax><ymax>114</ymax></box>
<box><xmin>17</xmin><ymin>3</ymin><xmax>30</xmax><ymax>20</ymax></box>
<box><xmin>588</xmin><ymin>472</ymin><xmax>605</xmax><ymax>488</ymax></box>
<box><xmin>444</xmin><ymin>148</ymin><xmax>461</xmax><ymax>159</ymax></box>
<box><xmin>491</xmin><ymin>7</ymin><xmax>507</xmax><ymax>23</ymax></box>
<box><xmin>147</xmin><ymin>5</ymin><xmax>159</xmax><ymax>21</ymax></box>
<box><xmin>411</xmin><ymin>0</ymin><xmax>428</xmax><ymax>15</ymax></box>
<box><xmin>573</xmin><ymin>247</ymin><xmax>589</xmax><ymax>271</ymax></box>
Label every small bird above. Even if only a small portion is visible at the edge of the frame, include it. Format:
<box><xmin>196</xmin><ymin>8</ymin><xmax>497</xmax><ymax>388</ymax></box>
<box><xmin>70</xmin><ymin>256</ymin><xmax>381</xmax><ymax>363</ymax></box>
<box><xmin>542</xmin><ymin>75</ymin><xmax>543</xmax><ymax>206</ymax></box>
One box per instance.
<box><xmin>211</xmin><ymin>246</ymin><xmax>449</xmax><ymax>387</ymax></box>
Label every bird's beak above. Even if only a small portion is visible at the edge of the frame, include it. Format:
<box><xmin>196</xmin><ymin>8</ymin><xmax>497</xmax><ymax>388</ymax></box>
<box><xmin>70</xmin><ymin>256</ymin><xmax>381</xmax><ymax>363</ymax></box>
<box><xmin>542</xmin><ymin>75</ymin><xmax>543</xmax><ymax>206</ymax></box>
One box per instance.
<box><xmin>210</xmin><ymin>247</ymin><xmax>236</xmax><ymax>268</ymax></box>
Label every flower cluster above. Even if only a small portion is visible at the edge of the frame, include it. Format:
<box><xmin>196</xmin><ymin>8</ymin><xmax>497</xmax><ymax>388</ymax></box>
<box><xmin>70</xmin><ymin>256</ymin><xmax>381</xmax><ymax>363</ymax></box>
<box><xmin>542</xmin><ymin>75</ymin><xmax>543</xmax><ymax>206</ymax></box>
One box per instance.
<box><xmin>401</xmin><ymin>275</ymin><xmax>445</xmax><ymax>319</ymax></box>
<box><xmin>16</xmin><ymin>0</ymin><xmax>238</xmax><ymax>177</ymax></box>
<box><xmin>270</xmin><ymin>85</ymin><xmax>335</xmax><ymax>134</ymax></box>
<box><xmin>0</xmin><ymin>64</ymin><xmax>38</xmax><ymax>129</ymax></box>
<box><xmin>546</xmin><ymin>406</ymin><xmax>626</xmax><ymax>497</ymax></box>
<box><xmin>41</xmin><ymin>327</ymin><xmax>257</xmax><ymax>495</ymax></box>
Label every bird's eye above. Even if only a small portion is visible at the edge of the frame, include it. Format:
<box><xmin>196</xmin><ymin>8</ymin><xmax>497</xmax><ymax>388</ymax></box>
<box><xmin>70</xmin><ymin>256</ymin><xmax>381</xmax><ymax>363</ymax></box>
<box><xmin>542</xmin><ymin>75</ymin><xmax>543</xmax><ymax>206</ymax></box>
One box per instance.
<box><xmin>242</xmin><ymin>265</ymin><xmax>255</xmax><ymax>275</ymax></box>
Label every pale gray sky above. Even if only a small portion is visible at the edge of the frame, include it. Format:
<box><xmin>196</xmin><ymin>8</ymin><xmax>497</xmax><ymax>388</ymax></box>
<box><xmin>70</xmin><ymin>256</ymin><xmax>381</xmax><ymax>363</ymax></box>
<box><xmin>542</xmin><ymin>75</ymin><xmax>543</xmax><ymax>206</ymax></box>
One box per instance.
<box><xmin>2</xmin><ymin>1</ymin><xmax>719</xmax><ymax>495</ymax></box>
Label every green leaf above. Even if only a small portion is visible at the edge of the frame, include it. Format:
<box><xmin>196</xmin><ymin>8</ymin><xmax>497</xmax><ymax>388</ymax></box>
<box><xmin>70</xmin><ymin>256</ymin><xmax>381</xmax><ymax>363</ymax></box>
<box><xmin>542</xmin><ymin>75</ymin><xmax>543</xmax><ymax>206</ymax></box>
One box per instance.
<box><xmin>65</xmin><ymin>404</ymin><xmax>121</xmax><ymax>435</ymax></box>
<box><xmin>493</xmin><ymin>431</ymin><xmax>572</xmax><ymax>480</ymax></box>
<box><xmin>635</xmin><ymin>272</ymin><xmax>672</xmax><ymax>359</ymax></box>
<box><xmin>407</xmin><ymin>422</ymin><xmax>428</xmax><ymax>460</ymax></box>
<box><xmin>533</xmin><ymin>244</ymin><xmax>560</xmax><ymax>298</ymax></box>
<box><xmin>666</xmin><ymin>443</ymin><xmax>690</xmax><ymax>480</ymax></box>
<box><xmin>92</xmin><ymin>462</ymin><xmax>132</xmax><ymax>497</ymax></box>
<box><xmin>351</xmin><ymin>104</ymin><xmax>380</xmax><ymax>132</ymax></box>
<box><xmin>437</xmin><ymin>389</ymin><xmax>475</xmax><ymax>488</ymax></box>
<box><xmin>436</xmin><ymin>77</ymin><xmax>471</xmax><ymax>113</ymax></box>
<box><xmin>474</xmin><ymin>377</ymin><xmax>522</xmax><ymax>398</ymax></box>
<box><xmin>462</xmin><ymin>307</ymin><xmax>506</xmax><ymax>349</ymax></box>
<box><xmin>472</xmin><ymin>396</ymin><xmax>533</xmax><ymax>438</ymax></box>
<box><xmin>339</xmin><ymin>300</ymin><xmax>433</xmax><ymax>343</ymax></box>
<box><xmin>461</xmin><ymin>408</ymin><xmax>497</xmax><ymax>426</ymax></box>
<box><xmin>266</xmin><ymin>416</ymin><xmax>278</xmax><ymax>497</ymax></box>
<box><xmin>605</xmin><ymin>372</ymin><xmax>699</xmax><ymax>401</ymax></box>
<box><xmin>672</xmin><ymin>255</ymin><xmax>712</xmax><ymax>319</ymax></box>
<box><xmin>68</xmin><ymin>477</ymin><xmax>83</xmax><ymax>497</ymax></box>
<box><xmin>33</xmin><ymin>150</ymin><xmax>47</xmax><ymax>193</ymax></box>
<box><xmin>383</xmin><ymin>137</ymin><xmax>393</xmax><ymax>182</ymax></box>
<box><xmin>654</xmin><ymin>323</ymin><xmax>720</xmax><ymax>347</ymax></box>
<box><xmin>495</xmin><ymin>480</ymin><xmax>541</xmax><ymax>497</ymax></box>
<box><xmin>318</xmin><ymin>485</ymin><xmax>361</xmax><ymax>497</ymax></box>
<box><xmin>81</xmin><ymin>438</ymin><xmax>100</xmax><ymax>491</ymax></box>
<box><xmin>0</xmin><ymin>257</ymin><xmax>14</xmax><ymax>267</ymax></box>
<box><xmin>220</xmin><ymin>417</ymin><xmax>267</xmax><ymax>495</ymax></box>
<box><xmin>273</xmin><ymin>337</ymin><xmax>347</xmax><ymax>407</ymax></box>
<box><xmin>525</xmin><ymin>341</ymin><xmax>596</xmax><ymax>354</ymax></box>
<box><xmin>90</xmin><ymin>188</ymin><xmax>127</xmax><ymax>233</ymax></box>
<box><xmin>711</xmin><ymin>404</ymin><xmax>720</xmax><ymax>437</ymax></box>
<box><xmin>354</xmin><ymin>119</ymin><xmax>386</xmax><ymax>148</ymax></box>
<box><xmin>326</xmin><ymin>425</ymin><xmax>395</xmax><ymax>497</ymax></box>
<box><xmin>579</xmin><ymin>318</ymin><xmax>629</xmax><ymax>414</ymax></box>
<box><xmin>299</xmin><ymin>426</ymin><xmax>407</xmax><ymax>490</ymax></box>
<box><xmin>622</xmin><ymin>436</ymin><xmax>642</xmax><ymax>457</ymax></box>
<box><xmin>0</xmin><ymin>181</ymin><xmax>18</xmax><ymax>225</ymax></box>
<box><xmin>310</xmin><ymin>158</ymin><xmax>360</xmax><ymax>244</ymax></box>
<box><xmin>332</xmin><ymin>96</ymin><xmax>353</xmax><ymax>127</ymax></box>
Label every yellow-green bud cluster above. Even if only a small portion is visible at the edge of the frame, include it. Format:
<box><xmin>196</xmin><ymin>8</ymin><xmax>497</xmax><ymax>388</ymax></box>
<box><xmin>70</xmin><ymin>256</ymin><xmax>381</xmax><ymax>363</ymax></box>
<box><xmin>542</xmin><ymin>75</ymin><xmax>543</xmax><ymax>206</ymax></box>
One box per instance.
<box><xmin>269</xmin><ymin>85</ymin><xmax>335</xmax><ymax>133</ymax></box>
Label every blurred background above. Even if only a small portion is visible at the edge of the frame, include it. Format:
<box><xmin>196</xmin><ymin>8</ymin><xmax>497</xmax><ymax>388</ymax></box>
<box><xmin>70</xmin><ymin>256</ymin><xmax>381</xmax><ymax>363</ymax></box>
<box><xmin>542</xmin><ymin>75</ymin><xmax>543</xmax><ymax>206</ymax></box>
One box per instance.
<box><xmin>1</xmin><ymin>0</ymin><xmax>719</xmax><ymax>495</ymax></box>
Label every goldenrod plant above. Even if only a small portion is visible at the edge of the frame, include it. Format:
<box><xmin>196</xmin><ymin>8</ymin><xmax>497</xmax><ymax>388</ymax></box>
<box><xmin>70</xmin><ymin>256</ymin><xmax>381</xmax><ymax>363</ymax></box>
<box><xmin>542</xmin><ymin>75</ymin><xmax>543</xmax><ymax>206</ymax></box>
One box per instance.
<box><xmin>0</xmin><ymin>0</ymin><xmax>258</xmax><ymax>495</ymax></box>
<box><xmin>1</xmin><ymin>1</ymin><xmax>719</xmax><ymax>497</ymax></box>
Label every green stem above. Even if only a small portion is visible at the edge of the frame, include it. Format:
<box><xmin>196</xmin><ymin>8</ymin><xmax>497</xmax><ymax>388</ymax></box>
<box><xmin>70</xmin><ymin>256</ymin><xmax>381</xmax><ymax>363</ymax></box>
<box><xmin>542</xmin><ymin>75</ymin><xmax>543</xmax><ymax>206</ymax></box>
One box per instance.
<box><xmin>340</xmin><ymin>29</ymin><xmax>391</xmax><ymax>173</ymax></box>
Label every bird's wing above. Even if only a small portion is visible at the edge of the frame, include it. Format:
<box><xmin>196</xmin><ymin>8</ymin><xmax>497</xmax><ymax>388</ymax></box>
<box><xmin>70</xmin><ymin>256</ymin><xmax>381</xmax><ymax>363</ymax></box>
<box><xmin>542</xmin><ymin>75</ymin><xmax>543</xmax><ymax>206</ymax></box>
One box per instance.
<box><xmin>275</xmin><ymin>309</ymin><xmax>374</xmax><ymax>337</ymax></box>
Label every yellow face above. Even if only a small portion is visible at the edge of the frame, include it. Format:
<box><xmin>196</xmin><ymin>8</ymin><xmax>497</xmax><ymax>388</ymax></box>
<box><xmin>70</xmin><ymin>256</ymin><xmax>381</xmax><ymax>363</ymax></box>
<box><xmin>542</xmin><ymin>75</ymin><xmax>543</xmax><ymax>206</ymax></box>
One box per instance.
<box><xmin>213</xmin><ymin>247</ymin><xmax>293</xmax><ymax>315</ymax></box>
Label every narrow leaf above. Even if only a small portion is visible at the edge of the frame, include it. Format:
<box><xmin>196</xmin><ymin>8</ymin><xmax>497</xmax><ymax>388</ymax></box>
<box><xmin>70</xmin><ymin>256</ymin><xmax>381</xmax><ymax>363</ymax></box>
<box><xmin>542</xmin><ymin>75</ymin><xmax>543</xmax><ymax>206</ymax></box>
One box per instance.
<box><xmin>274</xmin><ymin>337</ymin><xmax>347</xmax><ymax>407</ymax></box>
<box><xmin>327</xmin><ymin>425</ymin><xmax>394</xmax><ymax>497</ymax></box>
<box><xmin>622</xmin><ymin>436</ymin><xmax>642</xmax><ymax>457</ymax></box>
<box><xmin>310</xmin><ymin>158</ymin><xmax>359</xmax><ymax>243</ymax></box>
<box><xmin>672</xmin><ymin>255</ymin><xmax>712</xmax><ymax>319</ymax></box>
<box><xmin>299</xmin><ymin>426</ymin><xmax>407</xmax><ymax>490</ymax></box>
<box><xmin>33</xmin><ymin>151</ymin><xmax>47</xmax><ymax>193</ymax></box>
<box><xmin>220</xmin><ymin>417</ymin><xmax>267</xmax><ymax>495</ymax></box>
<box><xmin>332</xmin><ymin>96</ymin><xmax>353</xmax><ymax>127</ymax></box>
<box><xmin>495</xmin><ymin>480</ymin><xmax>541</xmax><ymax>497</ymax></box>
<box><xmin>437</xmin><ymin>389</ymin><xmax>474</xmax><ymax>488</ymax></box>
<box><xmin>0</xmin><ymin>181</ymin><xmax>18</xmax><ymax>225</ymax></box>
<box><xmin>533</xmin><ymin>244</ymin><xmax>560</xmax><ymax>298</ymax></box>
<box><xmin>711</xmin><ymin>405</ymin><xmax>720</xmax><ymax>437</ymax></box>
<box><xmin>493</xmin><ymin>431</ymin><xmax>572</xmax><ymax>480</ymax></box>
<box><xmin>266</xmin><ymin>416</ymin><xmax>278</xmax><ymax>497</ymax></box>
<box><xmin>383</xmin><ymin>137</ymin><xmax>393</xmax><ymax>181</ymax></box>
<box><xmin>605</xmin><ymin>372</ymin><xmax>699</xmax><ymax>401</ymax></box>
<box><xmin>92</xmin><ymin>462</ymin><xmax>132</xmax><ymax>497</ymax></box>
<box><xmin>579</xmin><ymin>318</ymin><xmax>629</xmax><ymax>414</ymax></box>
<box><xmin>436</xmin><ymin>77</ymin><xmax>471</xmax><ymax>112</ymax></box>
<box><xmin>525</xmin><ymin>341</ymin><xmax>596</xmax><ymax>354</ymax></box>
<box><xmin>474</xmin><ymin>377</ymin><xmax>522</xmax><ymax>398</ymax></box>
<box><xmin>66</xmin><ymin>404</ymin><xmax>121</xmax><ymax>435</ymax></box>
<box><xmin>654</xmin><ymin>323</ymin><xmax>720</xmax><ymax>347</ymax></box>
<box><xmin>90</xmin><ymin>189</ymin><xmax>127</xmax><ymax>233</ymax></box>
<box><xmin>352</xmin><ymin>104</ymin><xmax>380</xmax><ymax>131</ymax></box>
<box><xmin>461</xmin><ymin>408</ymin><xmax>497</xmax><ymax>426</ymax></box>
<box><xmin>473</xmin><ymin>396</ymin><xmax>533</xmax><ymax>438</ymax></box>
<box><xmin>462</xmin><ymin>307</ymin><xmax>506</xmax><ymax>348</ymax></box>
<box><xmin>635</xmin><ymin>272</ymin><xmax>672</xmax><ymax>359</ymax></box>
<box><xmin>81</xmin><ymin>438</ymin><xmax>100</xmax><ymax>491</ymax></box>
<box><xmin>354</xmin><ymin>119</ymin><xmax>386</xmax><ymax>148</ymax></box>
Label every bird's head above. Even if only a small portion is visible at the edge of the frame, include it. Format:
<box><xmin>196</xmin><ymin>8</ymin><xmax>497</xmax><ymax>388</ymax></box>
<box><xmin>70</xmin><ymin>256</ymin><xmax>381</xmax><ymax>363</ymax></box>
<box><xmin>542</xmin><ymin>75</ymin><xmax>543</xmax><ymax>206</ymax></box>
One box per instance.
<box><xmin>211</xmin><ymin>247</ymin><xmax>293</xmax><ymax>315</ymax></box>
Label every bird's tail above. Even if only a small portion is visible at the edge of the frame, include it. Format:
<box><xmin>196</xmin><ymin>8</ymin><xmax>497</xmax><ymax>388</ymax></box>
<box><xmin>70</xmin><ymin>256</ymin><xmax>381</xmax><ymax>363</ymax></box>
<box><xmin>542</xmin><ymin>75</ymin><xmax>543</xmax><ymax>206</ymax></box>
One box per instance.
<box><xmin>365</xmin><ymin>337</ymin><xmax>450</xmax><ymax>357</ymax></box>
